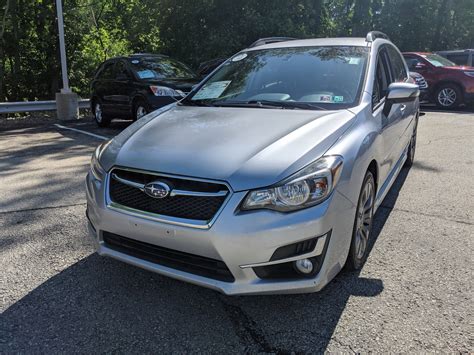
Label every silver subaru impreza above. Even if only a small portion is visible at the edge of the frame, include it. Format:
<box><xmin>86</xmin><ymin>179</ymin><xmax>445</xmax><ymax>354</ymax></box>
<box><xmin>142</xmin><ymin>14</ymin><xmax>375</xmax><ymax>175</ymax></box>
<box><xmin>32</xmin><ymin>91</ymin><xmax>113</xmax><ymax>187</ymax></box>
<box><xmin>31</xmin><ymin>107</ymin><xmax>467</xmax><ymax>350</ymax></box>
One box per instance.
<box><xmin>86</xmin><ymin>32</ymin><xmax>419</xmax><ymax>295</ymax></box>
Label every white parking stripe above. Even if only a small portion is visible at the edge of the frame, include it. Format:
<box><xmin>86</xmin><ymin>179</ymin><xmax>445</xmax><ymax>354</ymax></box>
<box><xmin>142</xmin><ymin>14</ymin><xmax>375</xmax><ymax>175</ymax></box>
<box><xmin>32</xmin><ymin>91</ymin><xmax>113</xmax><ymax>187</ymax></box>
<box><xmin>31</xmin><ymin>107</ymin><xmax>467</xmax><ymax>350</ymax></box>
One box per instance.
<box><xmin>54</xmin><ymin>124</ymin><xmax>109</xmax><ymax>140</ymax></box>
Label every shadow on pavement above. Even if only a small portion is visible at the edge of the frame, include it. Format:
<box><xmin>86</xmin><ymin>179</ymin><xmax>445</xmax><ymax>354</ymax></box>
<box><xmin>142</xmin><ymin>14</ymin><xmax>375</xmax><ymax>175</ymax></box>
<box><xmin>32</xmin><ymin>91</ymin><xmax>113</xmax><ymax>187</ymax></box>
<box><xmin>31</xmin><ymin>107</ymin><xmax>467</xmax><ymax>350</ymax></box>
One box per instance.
<box><xmin>1</xmin><ymin>167</ymin><xmax>413</xmax><ymax>353</ymax></box>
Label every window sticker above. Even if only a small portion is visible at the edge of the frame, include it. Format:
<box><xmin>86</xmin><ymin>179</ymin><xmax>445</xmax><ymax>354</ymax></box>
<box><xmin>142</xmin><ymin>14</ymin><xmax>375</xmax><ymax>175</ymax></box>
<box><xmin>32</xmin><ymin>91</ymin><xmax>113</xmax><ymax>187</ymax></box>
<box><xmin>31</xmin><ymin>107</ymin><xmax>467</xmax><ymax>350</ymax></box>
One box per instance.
<box><xmin>348</xmin><ymin>57</ymin><xmax>361</xmax><ymax>65</ymax></box>
<box><xmin>333</xmin><ymin>96</ymin><xmax>344</xmax><ymax>102</ymax></box>
<box><xmin>136</xmin><ymin>69</ymin><xmax>155</xmax><ymax>79</ymax></box>
<box><xmin>193</xmin><ymin>80</ymin><xmax>231</xmax><ymax>100</ymax></box>
<box><xmin>318</xmin><ymin>95</ymin><xmax>333</xmax><ymax>102</ymax></box>
<box><xmin>231</xmin><ymin>53</ymin><xmax>248</xmax><ymax>62</ymax></box>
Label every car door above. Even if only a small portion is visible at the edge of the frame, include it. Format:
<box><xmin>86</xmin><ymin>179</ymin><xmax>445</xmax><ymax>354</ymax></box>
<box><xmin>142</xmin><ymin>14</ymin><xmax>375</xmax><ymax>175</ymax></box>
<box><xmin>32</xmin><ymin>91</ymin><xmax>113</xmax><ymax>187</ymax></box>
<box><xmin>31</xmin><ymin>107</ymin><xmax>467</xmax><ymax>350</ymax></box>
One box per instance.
<box><xmin>372</xmin><ymin>47</ymin><xmax>404</xmax><ymax>184</ymax></box>
<box><xmin>112</xmin><ymin>60</ymin><xmax>134</xmax><ymax>116</ymax></box>
<box><xmin>386</xmin><ymin>45</ymin><xmax>416</xmax><ymax>155</ymax></box>
<box><xmin>96</xmin><ymin>60</ymin><xmax>117</xmax><ymax>111</ymax></box>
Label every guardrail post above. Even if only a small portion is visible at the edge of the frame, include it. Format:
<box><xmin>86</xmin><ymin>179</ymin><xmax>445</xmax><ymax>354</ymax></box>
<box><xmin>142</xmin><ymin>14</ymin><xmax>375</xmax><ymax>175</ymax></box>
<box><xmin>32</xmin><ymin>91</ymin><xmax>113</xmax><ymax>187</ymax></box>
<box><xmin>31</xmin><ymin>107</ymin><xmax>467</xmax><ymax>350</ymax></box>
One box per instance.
<box><xmin>55</xmin><ymin>0</ymin><xmax>78</xmax><ymax>120</ymax></box>
<box><xmin>56</xmin><ymin>91</ymin><xmax>79</xmax><ymax>120</ymax></box>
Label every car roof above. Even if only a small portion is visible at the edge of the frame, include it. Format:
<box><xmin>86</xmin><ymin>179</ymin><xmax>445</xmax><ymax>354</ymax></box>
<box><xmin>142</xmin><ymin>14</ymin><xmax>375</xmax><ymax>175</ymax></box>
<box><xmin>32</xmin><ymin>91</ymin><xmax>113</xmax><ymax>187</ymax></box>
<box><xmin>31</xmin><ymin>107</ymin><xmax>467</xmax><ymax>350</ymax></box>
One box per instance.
<box><xmin>436</xmin><ymin>49</ymin><xmax>474</xmax><ymax>53</ymax></box>
<box><xmin>402</xmin><ymin>52</ymin><xmax>433</xmax><ymax>56</ymax></box>
<box><xmin>244</xmin><ymin>37</ymin><xmax>369</xmax><ymax>51</ymax></box>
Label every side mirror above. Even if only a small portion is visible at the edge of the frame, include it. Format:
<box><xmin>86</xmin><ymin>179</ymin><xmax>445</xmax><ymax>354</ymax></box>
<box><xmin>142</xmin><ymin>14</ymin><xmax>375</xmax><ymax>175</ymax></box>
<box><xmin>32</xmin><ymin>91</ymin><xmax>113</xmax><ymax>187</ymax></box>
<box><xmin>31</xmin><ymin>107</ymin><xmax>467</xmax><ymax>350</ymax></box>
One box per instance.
<box><xmin>383</xmin><ymin>82</ymin><xmax>420</xmax><ymax>116</ymax></box>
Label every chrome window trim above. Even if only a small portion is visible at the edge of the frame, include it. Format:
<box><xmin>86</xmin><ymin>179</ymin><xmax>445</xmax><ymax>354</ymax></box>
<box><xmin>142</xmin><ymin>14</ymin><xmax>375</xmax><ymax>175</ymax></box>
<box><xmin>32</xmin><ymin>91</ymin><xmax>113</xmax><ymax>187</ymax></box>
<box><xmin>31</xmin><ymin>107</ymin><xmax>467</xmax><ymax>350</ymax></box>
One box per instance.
<box><xmin>105</xmin><ymin>166</ymin><xmax>233</xmax><ymax>229</ymax></box>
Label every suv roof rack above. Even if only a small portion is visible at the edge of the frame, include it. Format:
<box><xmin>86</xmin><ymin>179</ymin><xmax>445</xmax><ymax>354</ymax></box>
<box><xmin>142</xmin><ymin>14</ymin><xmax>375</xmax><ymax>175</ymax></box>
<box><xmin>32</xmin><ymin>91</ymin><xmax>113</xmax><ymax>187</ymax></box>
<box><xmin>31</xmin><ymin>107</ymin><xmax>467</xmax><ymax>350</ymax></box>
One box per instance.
<box><xmin>248</xmin><ymin>37</ymin><xmax>297</xmax><ymax>48</ymax></box>
<box><xmin>366</xmin><ymin>31</ymin><xmax>390</xmax><ymax>42</ymax></box>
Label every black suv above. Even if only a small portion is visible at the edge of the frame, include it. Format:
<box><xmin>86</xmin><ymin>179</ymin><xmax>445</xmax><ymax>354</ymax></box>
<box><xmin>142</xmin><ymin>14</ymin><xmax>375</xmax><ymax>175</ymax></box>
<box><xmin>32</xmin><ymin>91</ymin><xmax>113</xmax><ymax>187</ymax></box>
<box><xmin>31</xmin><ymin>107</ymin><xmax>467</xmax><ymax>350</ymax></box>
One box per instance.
<box><xmin>90</xmin><ymin>54</ymin><xmax>200</xmax><ymax>127</ymax></box>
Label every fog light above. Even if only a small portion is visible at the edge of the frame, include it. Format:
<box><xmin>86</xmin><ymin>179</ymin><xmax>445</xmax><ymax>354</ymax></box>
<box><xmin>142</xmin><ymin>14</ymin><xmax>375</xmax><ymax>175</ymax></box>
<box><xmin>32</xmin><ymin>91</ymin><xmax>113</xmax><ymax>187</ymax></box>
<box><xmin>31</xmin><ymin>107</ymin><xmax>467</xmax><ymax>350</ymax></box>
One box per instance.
<box><xmin>294</xmin><ymin>258</ymin><xmax>314</xmax><ymax>274</ymax></box>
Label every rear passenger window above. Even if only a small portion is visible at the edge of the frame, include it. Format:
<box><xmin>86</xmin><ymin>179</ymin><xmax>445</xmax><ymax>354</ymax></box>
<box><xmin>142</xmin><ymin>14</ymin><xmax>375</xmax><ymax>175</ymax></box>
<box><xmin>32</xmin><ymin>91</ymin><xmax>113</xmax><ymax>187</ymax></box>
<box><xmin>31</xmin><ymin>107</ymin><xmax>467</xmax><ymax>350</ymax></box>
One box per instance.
<box><xmin>387</xmin><ymin>46</ymin><xmax>407</xmax><ymax>82</ymax></box>
<box><xmin>98</xmin><ymin>62</ymin><xmax>115</xmax><ymax>80</ymax></box>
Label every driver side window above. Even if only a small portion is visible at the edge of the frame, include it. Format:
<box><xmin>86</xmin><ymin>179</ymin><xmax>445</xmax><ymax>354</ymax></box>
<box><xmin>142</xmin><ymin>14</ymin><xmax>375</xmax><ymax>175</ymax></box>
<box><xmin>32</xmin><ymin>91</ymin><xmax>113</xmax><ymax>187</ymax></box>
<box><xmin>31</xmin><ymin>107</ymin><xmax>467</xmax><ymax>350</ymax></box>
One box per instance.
<box><xmin>372</xmin><ymin>51</ymin><xmax>390</xmax><ymax>108</ymax></box>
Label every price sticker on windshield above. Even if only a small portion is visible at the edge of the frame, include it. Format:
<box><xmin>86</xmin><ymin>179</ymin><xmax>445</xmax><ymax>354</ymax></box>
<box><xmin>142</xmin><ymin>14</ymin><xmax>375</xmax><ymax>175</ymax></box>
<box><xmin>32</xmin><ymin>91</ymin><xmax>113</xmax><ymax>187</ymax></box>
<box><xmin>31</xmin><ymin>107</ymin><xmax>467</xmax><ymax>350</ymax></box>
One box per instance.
<box><xmin>193</xmin><ymin>80</ymin><xmax>231</xmax><ymax>100</ymax></box>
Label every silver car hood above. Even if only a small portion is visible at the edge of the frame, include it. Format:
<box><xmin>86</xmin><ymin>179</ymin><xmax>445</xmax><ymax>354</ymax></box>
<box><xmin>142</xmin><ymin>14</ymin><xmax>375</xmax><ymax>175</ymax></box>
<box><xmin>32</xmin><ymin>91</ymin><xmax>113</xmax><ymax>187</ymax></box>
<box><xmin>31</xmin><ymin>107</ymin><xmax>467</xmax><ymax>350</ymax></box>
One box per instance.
<box><xmin>101</xmin><ymin>104</ymin><xmax>355</xmax><ymax>191</ymax></box>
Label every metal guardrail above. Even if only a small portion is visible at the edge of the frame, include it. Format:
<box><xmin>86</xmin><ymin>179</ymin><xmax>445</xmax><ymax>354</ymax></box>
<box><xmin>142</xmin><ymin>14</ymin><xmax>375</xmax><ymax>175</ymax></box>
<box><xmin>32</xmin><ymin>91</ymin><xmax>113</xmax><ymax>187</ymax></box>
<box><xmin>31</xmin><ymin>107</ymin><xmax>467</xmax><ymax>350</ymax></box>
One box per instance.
<box><xmin>0</xmin><ymin>99</ymin><xmax>90</xmax><ymax>114</ymax></box>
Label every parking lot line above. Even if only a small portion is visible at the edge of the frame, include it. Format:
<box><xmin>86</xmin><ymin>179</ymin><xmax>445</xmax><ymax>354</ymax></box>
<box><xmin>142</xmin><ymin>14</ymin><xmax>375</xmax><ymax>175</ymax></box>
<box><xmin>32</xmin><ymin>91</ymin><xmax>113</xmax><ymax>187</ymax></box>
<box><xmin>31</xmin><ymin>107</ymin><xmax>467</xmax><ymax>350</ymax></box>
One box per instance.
<box><xmin>54</xmin><ymin>123</ymin><xmax>108</xmax><ymax>140</ymax></box>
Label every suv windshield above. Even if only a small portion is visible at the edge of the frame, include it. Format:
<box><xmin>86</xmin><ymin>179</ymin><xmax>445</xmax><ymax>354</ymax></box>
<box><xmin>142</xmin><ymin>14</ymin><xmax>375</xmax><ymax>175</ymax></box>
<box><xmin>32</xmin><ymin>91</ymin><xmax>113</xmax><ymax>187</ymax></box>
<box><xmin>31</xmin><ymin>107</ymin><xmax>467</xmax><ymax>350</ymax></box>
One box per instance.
<box><xmin>186</xmin><ymin>46</ymin><xmax>369</xmax><ymax>109</ymax></box>
<box><xmin>130</xmin><ymin>56</ymin><xmax>197</xmax><ymax>80</ymax></box>
<box><xmin>421</xmin><ymin>54</ymin><xmax>456</xmax><ymax>67</ymax></box>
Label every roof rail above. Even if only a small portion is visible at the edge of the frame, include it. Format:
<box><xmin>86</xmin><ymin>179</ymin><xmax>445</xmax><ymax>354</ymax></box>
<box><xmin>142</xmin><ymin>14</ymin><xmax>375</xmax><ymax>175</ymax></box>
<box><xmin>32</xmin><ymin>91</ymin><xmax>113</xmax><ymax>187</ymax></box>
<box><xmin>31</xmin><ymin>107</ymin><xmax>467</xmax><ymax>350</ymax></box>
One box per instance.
<box><xmin>366</xmin><ymin>31</ymin><xmax>390</xmax><ymax>42</ymax></box>
<box><xmin>248</xmin><ymin>37</ymin><xmax>297</xmax><ymax>48</ymax></box>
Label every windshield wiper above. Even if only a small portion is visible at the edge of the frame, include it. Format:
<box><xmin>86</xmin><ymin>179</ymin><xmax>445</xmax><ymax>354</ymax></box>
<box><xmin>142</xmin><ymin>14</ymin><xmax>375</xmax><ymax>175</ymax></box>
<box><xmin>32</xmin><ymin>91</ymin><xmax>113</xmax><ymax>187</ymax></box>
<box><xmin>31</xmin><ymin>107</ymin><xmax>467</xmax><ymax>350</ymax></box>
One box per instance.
<box><xmin>248</xmin><ymin>100</ymin><xmax>328</xmax><ymax>111</ymax></box>
<box><xmin>211</xmin><ymin>100</ymin><xmax>284</xmax><ymax>109</ymax></box>
<box><xmin>179</xmin><ymin>98</ymin><xmax>214</xmax><ymax>107</ymax></box>
<box><xmin>212</xmin><ymin>100</ymin><xmax>328</xmax><ymax>110</ymax></box>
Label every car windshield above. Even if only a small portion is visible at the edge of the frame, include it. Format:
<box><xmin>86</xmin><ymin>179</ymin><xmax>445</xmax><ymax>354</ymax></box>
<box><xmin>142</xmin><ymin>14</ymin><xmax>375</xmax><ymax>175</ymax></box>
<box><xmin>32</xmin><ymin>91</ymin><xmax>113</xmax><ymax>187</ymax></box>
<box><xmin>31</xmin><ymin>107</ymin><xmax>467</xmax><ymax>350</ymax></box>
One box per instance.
<box><xmin>421</xmin><ymin>54</ymin><xmax>456</xmax><ymax>67</ymax></box>
<box><xmin>186</xmin><ymin>46</ymin><xmax>369</xmax><ymax>109</ymax></box>
<box><xmin>130</xmin><ymin>56</ymin><xmax>197</xmax><ymax>80</ymax></box>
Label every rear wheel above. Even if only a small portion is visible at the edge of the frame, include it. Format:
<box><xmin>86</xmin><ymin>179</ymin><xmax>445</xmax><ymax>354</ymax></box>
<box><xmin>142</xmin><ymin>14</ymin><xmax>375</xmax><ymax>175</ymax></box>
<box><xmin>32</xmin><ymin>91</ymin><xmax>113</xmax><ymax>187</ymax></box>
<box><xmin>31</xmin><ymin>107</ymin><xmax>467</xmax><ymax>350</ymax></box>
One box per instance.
<box><xmin>345</xmin><ymin>171</ymin><xmax>376</xmax><ymax>271</ymax></box>
<box><xmin>93</xmin><ymin>101</ymin><xmax>111</xmax><ymax>127</ymax></box>
<box><xmin>435</xmin><ymin>84</ymin><xmax>462</xmax><ymax>109</ymax></box>
<box><xmin>404</xmin><ymin>118</ymin><xmax>418</xmax><ymax>167</ymax></box>
<box><xmin>133</xmin><ymin>100</ymin><xmax>149</xmax><ymax>121</ymax></box>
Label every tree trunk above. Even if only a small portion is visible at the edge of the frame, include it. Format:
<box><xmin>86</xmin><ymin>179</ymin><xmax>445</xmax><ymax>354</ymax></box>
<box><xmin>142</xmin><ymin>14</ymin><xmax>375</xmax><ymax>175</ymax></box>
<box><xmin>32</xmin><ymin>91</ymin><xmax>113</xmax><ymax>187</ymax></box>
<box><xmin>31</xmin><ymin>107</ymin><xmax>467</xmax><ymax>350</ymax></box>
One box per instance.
<box><xmin>431</xmin><ymin>0</ymin><xmax>449</xmax><ymax>50</ymax></box>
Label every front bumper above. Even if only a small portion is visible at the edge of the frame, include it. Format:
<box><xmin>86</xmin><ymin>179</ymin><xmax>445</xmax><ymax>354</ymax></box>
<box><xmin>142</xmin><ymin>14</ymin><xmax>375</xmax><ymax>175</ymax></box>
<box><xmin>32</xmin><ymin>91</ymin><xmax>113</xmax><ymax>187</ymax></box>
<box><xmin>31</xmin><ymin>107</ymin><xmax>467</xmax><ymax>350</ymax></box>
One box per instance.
<box><xmin>85</xmin><ymin>171</ymin><xmax>355</xmax><ymax>295</ymax></box>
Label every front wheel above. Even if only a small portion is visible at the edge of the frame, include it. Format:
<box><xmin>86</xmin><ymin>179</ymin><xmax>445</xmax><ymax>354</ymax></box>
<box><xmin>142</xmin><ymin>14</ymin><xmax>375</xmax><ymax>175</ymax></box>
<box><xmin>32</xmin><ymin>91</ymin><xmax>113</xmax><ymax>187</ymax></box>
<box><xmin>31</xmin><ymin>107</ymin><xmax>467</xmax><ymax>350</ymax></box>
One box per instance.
<box><xmin>93</xmin><ymin>102</ymin><xmax>111</xmax><ymax>127</ymax></box>
<box><xmin>435</xmin><ymin>84</ymin><xmax>462</xmax><ymax>109</ymax></box>
<box><xmin>345</xmin><ymin>171</ymin><xmax>376</xmax><ymax>270</ymax></box>
<box><xmin>133</xmin><ymin>100</ymin><xmax>149</xmax><ymax>121</ymax></box>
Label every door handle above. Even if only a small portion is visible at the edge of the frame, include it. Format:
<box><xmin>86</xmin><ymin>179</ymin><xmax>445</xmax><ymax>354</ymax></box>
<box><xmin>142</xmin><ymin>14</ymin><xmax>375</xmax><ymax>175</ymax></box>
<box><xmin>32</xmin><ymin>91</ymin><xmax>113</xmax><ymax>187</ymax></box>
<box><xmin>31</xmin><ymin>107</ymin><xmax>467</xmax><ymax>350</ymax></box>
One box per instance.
<box><xmin>400</xmin><ymin>104</ymin><xmax>407</xmax><ymax>112</ymax></box>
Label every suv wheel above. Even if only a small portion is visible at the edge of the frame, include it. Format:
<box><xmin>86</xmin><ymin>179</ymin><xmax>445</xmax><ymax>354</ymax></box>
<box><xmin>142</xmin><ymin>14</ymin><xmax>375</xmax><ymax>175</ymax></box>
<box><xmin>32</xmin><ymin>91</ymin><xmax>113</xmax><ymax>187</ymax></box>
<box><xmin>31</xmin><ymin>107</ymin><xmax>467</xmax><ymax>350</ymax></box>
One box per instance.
<box><xmin>133</xmin><ymin>100</ymin><xmax>149</xmax><ymax>121</ymax></box>
<box><xmin>404</xmin><ymin>118</ymin><xmax>418</xmax><ymax>167</ymax></box>
<box><xmin>435</xmin><ymin>84</ymin><xmax>462</xmax><ymax>109</ymax></box>
<box><xmin>345</xmin><ymin>171</ymin><xmax>375</xmax><ymax>271</ymax></box>
<box><xmin>93</xmin><ymin>101</ymin><xmax>111</xmax><ymax>127</ymax></box>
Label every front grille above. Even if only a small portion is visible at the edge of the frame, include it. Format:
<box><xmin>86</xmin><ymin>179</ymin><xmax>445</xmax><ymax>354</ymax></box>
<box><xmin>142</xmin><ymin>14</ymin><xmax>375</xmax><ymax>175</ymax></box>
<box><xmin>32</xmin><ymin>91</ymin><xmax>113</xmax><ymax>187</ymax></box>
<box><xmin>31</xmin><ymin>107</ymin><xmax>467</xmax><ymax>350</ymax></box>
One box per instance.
<box><xmin>103</xmin><ymin>232</ymin><xmax>235</xmax><ymax>282</ymax></box>
<box><xmin>109</xmin><ymin>168</ymin><xmax>229</xmax><ymax>222</ymax></box>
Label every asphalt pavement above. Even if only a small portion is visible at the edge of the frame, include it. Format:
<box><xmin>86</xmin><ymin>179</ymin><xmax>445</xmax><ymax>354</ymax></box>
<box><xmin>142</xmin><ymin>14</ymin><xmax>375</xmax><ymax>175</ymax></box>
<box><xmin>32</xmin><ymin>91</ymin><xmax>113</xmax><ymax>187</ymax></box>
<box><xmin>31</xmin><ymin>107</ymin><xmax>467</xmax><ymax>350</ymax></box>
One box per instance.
<box><xmin>0</xmin><ymin>110</ymin><xmax>473</xmax><ymax>353</ymax></box>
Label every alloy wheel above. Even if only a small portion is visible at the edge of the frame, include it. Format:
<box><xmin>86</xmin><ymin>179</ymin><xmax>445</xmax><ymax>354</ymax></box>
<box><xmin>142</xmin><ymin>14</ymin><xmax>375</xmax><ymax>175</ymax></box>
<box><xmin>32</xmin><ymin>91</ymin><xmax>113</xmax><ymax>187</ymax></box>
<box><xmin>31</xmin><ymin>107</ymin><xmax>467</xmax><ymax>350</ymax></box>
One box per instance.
<box><xmin>136</xmin><ymin>106</ymin><xmax>147</xmax><ymax>119</ymax></box>
<box><xmin>437</xmin><ymin>88</ymin><xmax>457</xmax><ymax>107</ymax></box>
<box><xmin>354</xmin><ymin>178</ymin><xmax>375</xmax><ymax>259</ymax></box>
<box><xmin>95</xmin><ymin>103</ymin><xmax>102</xmax><ymax>123</ymax></box>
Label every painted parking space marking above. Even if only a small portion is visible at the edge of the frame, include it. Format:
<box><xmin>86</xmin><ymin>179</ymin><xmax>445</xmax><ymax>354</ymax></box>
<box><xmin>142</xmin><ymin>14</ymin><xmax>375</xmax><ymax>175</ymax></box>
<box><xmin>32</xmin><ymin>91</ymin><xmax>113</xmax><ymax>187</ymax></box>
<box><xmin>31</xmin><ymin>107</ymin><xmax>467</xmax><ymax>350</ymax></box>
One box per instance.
<box><xmin>54</xmin><ymin>123</ymin><xmax>109</xmax><ymax>140</ymax></box>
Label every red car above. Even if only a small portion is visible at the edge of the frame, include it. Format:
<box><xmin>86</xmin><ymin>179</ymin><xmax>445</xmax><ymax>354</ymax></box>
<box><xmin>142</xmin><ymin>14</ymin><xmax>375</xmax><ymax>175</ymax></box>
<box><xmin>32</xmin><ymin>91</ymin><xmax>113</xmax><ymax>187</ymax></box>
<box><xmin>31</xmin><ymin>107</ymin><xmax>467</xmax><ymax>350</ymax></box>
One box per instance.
<box><xmin>403</xmin><ymin>52</ymin><xmax>474</xmax><ymax>109</ymax></box>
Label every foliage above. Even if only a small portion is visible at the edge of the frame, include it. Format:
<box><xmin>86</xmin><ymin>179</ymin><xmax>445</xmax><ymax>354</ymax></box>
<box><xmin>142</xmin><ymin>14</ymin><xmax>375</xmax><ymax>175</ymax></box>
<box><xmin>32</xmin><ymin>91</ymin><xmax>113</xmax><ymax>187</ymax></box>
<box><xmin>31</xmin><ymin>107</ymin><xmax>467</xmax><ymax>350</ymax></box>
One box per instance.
<box><xmin>0</xmin><ymin>0</ymin><xmax>473</xmax><ymax>101</ymax></box>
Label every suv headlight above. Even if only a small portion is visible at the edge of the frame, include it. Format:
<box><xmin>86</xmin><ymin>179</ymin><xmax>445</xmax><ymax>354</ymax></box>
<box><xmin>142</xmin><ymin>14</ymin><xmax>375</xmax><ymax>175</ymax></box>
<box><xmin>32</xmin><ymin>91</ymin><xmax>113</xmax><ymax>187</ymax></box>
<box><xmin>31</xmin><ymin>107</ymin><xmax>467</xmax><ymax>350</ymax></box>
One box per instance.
<box><xmin>241</xmin><ymin>156</ymin><xmax>343</xmax><ymax>212</ymax></box>
<box><xmin>150</xmin><ymin>85</ymin><xmax>185</xmax><ymax>97</ymax></box>
<box><xmin>90</xmin><ymin>141</ymin><xmax>109</xmax><ymax>181</ymax></box>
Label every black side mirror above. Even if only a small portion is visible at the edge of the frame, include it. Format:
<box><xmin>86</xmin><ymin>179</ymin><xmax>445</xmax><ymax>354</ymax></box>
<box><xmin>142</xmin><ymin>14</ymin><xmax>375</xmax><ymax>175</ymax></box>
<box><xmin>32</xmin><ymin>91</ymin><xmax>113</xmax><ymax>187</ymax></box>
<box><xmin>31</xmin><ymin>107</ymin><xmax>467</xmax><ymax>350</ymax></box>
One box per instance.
<box><xmin>383</xmin><ymin>82</ymin><xmax>420</xmax><ymax>116</ymax></box>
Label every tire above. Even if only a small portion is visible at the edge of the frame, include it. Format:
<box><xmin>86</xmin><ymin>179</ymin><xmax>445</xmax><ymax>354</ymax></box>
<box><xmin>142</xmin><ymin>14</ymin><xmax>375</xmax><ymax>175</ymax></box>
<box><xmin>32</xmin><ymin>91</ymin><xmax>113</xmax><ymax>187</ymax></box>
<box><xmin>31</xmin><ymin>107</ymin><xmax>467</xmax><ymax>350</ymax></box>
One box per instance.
<box><xmin>133</xmin><ymin>99</ymin><xmax>149</xmax><ymax>121</ymax></box>
<box><xmin>93</xmin><ymin>101</ymin><xmax>111</xmax><ymax>127</ymax></box>
<box><xmin>434</xmin><ymin>83</ymin><xmax>462</xmax><ymax>109</ymax></box>
<box><xmin>345</xmin><ymin>171</ymin><xmax>376</xmax><ymax>271</ymax></box>
<box><xmin>404</xmin><ymin>117</ymin><xmax>418</xmax><ymax>168</ymax></box>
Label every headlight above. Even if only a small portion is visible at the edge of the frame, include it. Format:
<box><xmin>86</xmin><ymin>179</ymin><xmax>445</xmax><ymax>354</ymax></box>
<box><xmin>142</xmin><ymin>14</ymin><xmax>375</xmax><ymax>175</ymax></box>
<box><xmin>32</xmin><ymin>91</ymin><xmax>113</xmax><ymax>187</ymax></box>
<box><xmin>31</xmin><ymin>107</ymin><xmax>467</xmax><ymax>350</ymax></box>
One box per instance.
<box><xmin>90</xmin><ymin>142</ymin><xmax>109</xmax><ymax>181</ymax></box>
<box><xmin>464</xmin><ymin>71</ymin><xmax>474</xmax><ymax>78</ymax></box>
<box><xmin>150</xmin><ymin>86</ymin><xmax>185</xmax><ymax>97</ymax></box>
<box><xmin>241</xmin><ymin>156</ymin><xmax>343</xmax><ymax>212</ymax></box>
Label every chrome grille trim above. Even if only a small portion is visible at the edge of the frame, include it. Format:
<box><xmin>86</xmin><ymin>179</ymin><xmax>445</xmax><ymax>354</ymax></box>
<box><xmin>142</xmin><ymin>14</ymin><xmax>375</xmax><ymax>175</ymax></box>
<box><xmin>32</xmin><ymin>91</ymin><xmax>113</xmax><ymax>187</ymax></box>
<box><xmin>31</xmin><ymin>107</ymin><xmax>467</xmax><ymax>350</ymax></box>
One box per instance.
<box><xmin>105</xmin><ymin>167</ymin><xmax>233</xmax><ymax>229</ymax></box>
<box><xmin>111</xmin><ymin>173</ymin><xmax>228</xmax><ymax>197</ymax></box>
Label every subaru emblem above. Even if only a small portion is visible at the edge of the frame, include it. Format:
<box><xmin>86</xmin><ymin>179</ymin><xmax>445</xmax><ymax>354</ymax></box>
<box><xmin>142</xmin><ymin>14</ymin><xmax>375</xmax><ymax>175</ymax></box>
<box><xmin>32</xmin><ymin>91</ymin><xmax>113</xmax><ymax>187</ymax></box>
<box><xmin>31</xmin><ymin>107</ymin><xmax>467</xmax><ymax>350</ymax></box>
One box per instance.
<box><xmin>144</xmin><ymin>181</ymin><xmax>170</xmax><ymax>199</ymax></box>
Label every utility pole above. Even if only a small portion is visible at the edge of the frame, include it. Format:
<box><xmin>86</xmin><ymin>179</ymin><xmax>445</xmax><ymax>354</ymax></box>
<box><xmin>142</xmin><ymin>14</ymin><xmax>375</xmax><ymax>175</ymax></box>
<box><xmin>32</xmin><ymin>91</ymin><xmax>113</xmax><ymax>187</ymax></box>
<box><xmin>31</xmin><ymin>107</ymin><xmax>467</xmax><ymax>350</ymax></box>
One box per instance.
<box><xmin>55</xmin><ymin>0</ymin><xmax>78</xmax><ymax>120</ymax></box>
